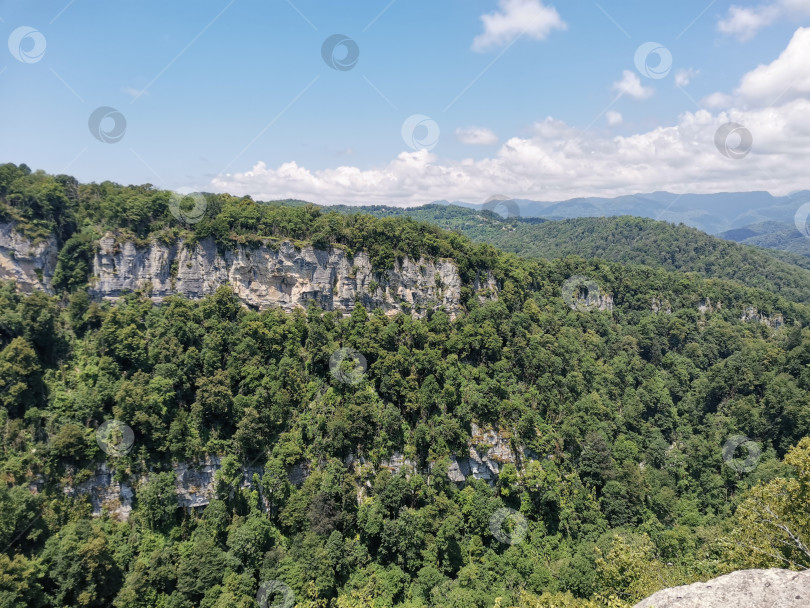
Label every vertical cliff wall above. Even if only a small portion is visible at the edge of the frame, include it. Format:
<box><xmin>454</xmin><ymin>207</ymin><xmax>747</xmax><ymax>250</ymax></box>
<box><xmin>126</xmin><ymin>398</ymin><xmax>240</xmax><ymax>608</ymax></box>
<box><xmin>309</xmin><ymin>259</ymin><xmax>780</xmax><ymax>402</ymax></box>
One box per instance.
<box><xmin>0</xmin><ymin>223</ymin><xmax>499</xmax><ymax>318</ymax></box>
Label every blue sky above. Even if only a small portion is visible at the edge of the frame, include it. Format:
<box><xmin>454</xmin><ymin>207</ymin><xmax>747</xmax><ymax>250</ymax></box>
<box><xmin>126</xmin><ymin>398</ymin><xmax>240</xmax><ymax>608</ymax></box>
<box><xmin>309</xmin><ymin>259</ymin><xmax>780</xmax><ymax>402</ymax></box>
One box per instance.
<box><xmin>1</xmin><ymin>0</ymin><xmax>809</xmax><ymax>204</ymax></box>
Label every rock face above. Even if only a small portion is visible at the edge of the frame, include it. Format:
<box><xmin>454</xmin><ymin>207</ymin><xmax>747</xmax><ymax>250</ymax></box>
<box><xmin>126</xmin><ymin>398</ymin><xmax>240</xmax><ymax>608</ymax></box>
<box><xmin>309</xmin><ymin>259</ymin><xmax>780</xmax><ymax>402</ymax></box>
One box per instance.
<box><xmin>651</xmin><ymin>297</ymin><xmax>672</xmax><ymax>314</ymax></box>
<box><xmin>175</xmin><ymin>456</ymin><xmax>263</xmax><ymax>508</ymax></box>
<box><xmin>64</xmin><ymin>424</ymin><xmax>537</xmax><ymax>520</ymax></box>
<box><xmin>633</xmin><ymin>568</ymin><xmax>810</xmax><ymax>608</ymax></box>
<box><xmin>741</xmin><ymin>306</ymin><xmax>785</xmax><ymax>329</ymax></box>
<box><xmin>87</xmin><ymin>234</ymin><xmax>487</xmax><ymax>318</ymax></box>
<box><xmin>62</xmin><ymin>464</ymin><xmax>139</xmax><ymax>521</ymax></box>
<box><xmin>0</xmin><ymin>223</ymin><xmax>58</xmax><ymax>292</ymax></box>
<box><xmin>0</xmin><ymin>223</ymin><xmax>497</xmax><ymax>318</ymax></box>
<box><xmin>448</xmin><ymin>423</ymin><xmax>534</xmax><ymax>483</ymax></box>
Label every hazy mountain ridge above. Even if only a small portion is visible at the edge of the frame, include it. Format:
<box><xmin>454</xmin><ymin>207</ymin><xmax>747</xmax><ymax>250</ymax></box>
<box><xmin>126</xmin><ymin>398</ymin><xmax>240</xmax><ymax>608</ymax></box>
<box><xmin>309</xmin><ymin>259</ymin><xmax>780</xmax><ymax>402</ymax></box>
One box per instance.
<box><xmin>329</xmin><ymin>204</ymin><xmax>810</xmax><ymax>305</ymax></box>
<box><xmin>437</xmin><ymin>190</ymin><xmax>810</xmax><ymax>234</ymax></box>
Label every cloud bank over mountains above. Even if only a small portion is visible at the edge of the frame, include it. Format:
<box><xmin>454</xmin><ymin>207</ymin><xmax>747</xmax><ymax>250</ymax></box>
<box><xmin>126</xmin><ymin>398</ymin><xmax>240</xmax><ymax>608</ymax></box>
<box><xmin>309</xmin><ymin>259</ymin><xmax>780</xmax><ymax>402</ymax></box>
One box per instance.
<box><xmin>212</xmin><ymin>28</ymin><xmax>810</xmax><ymax>205</ymax></box>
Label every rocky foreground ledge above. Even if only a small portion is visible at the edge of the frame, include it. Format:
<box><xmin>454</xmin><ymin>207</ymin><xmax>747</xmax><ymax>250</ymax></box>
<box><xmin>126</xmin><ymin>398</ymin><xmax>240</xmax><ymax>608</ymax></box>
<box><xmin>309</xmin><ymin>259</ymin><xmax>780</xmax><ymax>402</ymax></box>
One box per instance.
<box><xmin>634</xmin><ymin>568</ymin><xmax>810</xmax><ymax>608</ymax></box>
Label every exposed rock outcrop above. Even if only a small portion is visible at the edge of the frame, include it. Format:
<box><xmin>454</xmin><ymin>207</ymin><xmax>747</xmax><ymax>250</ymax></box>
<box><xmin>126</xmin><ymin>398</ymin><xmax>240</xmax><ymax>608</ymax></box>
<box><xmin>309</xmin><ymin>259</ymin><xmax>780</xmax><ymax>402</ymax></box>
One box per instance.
<box><xmin>651</xmin><ymin>297</ymin><xmax>672</xmax><ymax>314</ymax></box>
<box><xmin>634</xmin><ymin>568</ymin><xmax>810</xmax><ymax>608</ymax></box>
<box><xmin>0</xmin><ymin>223</ymin><xmax>58</xmax><ymax>292</ymax></box>
<box><xmin>741</xmin><ymin>306</ymin><xmax>785</xmax><ymax>329</ymax></box>
<box><xmin>698</xmin><ymin>297</ymin><xmax>722</xmax><ymax>314</ymax></box>
<box><xmin>87</xmin><ymin>234</ymin><xmax>489</xmax><ymax>318</ymax></box>
<box><xmin>62</xmin><ymin>464</ymin><xmax>139</xmax><ymax>520</ymax></box>
<box><xmin>0</xmin><ymin>223</ymin><xmax>498</xmax><ymax>317</ymax></box>
<box><xmin>174</xmin><ymin>456</ymin><xmax>263</xmax><ymax>508</ymax></box>
<box><xmin>448</xmin><ymin>423</ymin><xmax>526</xmax><ymax>483</ymax></box>
<box><xmin>63</xmin><ymin>423</ymin><xmax>538</xmax><ymax>520</ymax></box>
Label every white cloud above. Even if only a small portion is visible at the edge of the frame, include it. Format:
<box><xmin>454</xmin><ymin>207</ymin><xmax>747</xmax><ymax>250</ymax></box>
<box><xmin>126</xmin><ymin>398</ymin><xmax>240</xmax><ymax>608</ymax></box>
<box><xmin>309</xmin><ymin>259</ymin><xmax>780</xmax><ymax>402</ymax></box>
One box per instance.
<box><xmin>735</xmin><ymin>27</ymin><xmax>810</xmax><ymax>105</ymax></box>
<box><xmin>606</xmin><ymin>111</ymin><xmax>623</xmax><ymax>126</ymax></box>
<box><xmin>675</xmin><ymin>68</ymin><xmax>698</xmax><ymax>87</ymax></box>
<box><xmin>456</xmin><ymin>126</ymin><xmax>499</xmax><ymax>145</ymax></box>
<box><xmin>211</xmin><ymin>29</ymin><xmax>810</xmax><ymax>205</ymax></box>
<box><xmin>612</xmin><ymin>70</ymin><xmax>654</xmax><ymax>100</ymax></box>
<box><xmin>702</xmin><ymin>92</ymin><xmax>734</xmax><ymax>108</ymax></box>
<box><xmin>472</xmin><ymin>0</ymin><xmax>566</xmax><ymax>52</ymax></box>
<box><xmin>718</xmin><ymin>0</ymin><xmax>810</xmax><ymax>40</ymax></box>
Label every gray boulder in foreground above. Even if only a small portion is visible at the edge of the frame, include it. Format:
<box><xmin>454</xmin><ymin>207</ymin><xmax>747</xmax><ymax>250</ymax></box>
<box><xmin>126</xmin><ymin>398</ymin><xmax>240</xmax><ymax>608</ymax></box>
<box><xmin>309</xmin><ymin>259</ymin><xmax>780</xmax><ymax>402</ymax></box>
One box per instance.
<box><xmin>633</xmin><ymin>568</ymin><xmax>810</xmax><ymax>607</ymax></box>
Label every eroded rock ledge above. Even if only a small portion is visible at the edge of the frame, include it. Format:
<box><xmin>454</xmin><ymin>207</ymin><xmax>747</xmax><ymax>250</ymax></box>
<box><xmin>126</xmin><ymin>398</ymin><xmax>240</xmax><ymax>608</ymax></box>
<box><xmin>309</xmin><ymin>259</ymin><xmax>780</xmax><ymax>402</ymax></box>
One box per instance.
<box><xmin>89</xmin><ymin>235</ymin><xmax>481</xmax><ymax>318</ymax></box>
<box><xmin>57</xmin><ymin>424</ymin><xmax>535</xmax><ymax>521</ymax></box>
<box><xmin>0</xmin><ymin>223</ymin><xmax>57</xmax><ymax>292</ymax></box>
<box><xmin>633</xmin><ymin>568</ymin><xmax>810</xmax><ymax>608</ymax></box>
<box><xmin>0</xmin><ymin>223</ymin><xmax>498</xmax><ymax>318</ymax></box>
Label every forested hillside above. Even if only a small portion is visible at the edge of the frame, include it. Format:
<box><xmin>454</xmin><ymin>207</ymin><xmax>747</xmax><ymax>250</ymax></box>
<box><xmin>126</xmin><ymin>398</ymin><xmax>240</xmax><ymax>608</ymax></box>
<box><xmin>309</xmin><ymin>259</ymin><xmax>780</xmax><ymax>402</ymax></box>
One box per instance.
<box><xmin>720</xmin><ymin>221</ymin><xmax>810</xmax><ymax>259</ymax></box>
<box><xmin>331</xmin><ymin>205</ymin><xmax>810</xmax><ymax>305</ymax></box>
<box><xmin>1</xmin><ymin>164</ymin><xmax>810</xmax><ymax>608</ymax></box>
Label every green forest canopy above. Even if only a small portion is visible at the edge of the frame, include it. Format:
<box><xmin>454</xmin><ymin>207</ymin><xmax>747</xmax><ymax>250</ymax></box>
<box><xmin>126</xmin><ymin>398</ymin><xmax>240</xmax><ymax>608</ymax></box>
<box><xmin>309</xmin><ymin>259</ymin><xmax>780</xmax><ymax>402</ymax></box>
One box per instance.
<box><xmin>1</xmin><ymin>163</ymin><xmax>810</xmax><ymax>607</ymax></box>
<box><xmin>327</xmin><ymin>203</ymin><xmax>810</xmax><ymax>306</ymax></box>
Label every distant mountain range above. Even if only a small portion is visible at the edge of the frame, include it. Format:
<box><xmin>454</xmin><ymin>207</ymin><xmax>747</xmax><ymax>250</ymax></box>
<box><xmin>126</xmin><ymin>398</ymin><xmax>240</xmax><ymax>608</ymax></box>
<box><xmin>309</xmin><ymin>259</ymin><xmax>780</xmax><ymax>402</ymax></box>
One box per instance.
<box><xmin>430</xmin><ymin>191</ymin><xmax>810</xmax><ymax>257</ymax></box>
<box><xmin>327</xmin><ymin>203</ymin><xmax>810</xmax><ymax>305</ymax></box>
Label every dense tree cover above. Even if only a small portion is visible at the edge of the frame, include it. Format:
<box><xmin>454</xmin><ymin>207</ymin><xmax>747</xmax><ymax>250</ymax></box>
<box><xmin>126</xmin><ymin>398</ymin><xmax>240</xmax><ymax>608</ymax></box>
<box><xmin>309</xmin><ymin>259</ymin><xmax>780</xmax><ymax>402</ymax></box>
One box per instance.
<box><xmin>1</xmin><ymin>163</ymin><xmax>809</xmax><ymax>606</ymax></box>
<box><xmin>721</xmin><ymin>221</ymin><xmax>810</xmax><ymax>260</ymax></box>
<box><xmin>0</xmin><ymin>164</ymin><xmax>498</xmax><ymax>283</ymax></box>
<box><xmin>330</xmin><ymin>204</ymin><xmax>810</xmax><ymax>305</ymax></box>
<box><xmin>1</xmin><ymin>243</ymin><xmax>809</xmax><ymax>606</ymax></box>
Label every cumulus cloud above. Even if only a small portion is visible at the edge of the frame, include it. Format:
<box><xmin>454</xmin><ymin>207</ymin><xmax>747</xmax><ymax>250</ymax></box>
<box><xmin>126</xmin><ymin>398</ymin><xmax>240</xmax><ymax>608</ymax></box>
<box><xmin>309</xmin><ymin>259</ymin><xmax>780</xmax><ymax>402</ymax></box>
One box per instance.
<box><xmin>718</xmin><ymin>0</ymin><xmax>810</xmax><ymax>40</ymax></box>
<box><xmin>606</xmin><ymin>111</ymin><xmax>623</xmax><ymax>126</ymax></box>
<box><xmin>472</xmin><ymin>0</ymin><xmax>566</xmax><ymax>52</ymax></box>
<box><xmin>211</xmin><ymin>29</ymin><xmax>810</xmax><ymax>205</ymax></box>
<box><xmin>675</xmin><ymin>68</ymin><xmax>699</xmax><ymax>87</ymax></box>
<box><xmin>612</xmin><ymin>70</ymin><xmax>654</xmax><ymax>100</ymax></box>
<box><xmin>456</xmin><ymin>126</ymin><xmax>499</xmax><ymax>145</ymax></box>
<box><xmin>735</xmin><ymin>27</ymin><xmax>810</xmax><ymax>105</ymax></box>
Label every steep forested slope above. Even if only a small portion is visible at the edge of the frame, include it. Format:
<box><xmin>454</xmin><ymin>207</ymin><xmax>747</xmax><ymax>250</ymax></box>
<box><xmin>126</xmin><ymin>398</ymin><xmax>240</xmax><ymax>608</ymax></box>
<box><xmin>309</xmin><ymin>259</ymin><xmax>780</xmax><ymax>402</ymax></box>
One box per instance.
<box><xmin>332</xmin><ymin>205</ymin><xmax>810</xmax><ymax>305</ymax></box>
<box><xmin>1</xmin><ymin>164</ymin><xmax>810</xmax><ymax>608</ymax></box>
<box><xmin>720</xmin><ymin>220</ymin><xmax>810</xmax><ymax>259</ymax></box>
